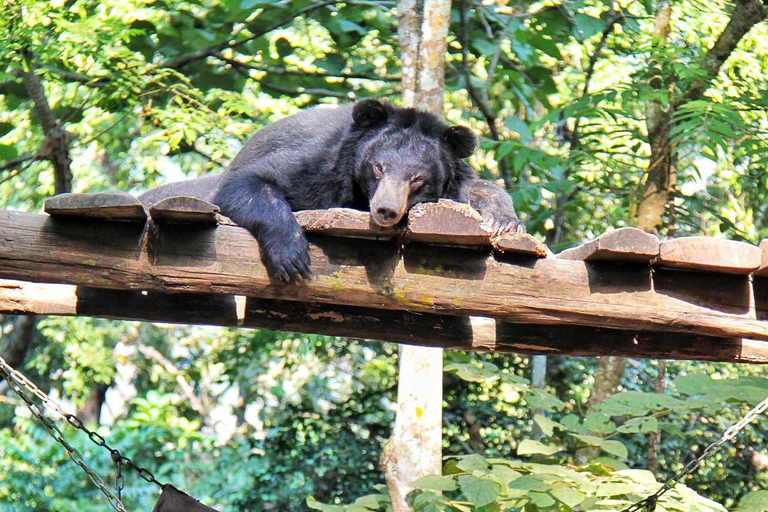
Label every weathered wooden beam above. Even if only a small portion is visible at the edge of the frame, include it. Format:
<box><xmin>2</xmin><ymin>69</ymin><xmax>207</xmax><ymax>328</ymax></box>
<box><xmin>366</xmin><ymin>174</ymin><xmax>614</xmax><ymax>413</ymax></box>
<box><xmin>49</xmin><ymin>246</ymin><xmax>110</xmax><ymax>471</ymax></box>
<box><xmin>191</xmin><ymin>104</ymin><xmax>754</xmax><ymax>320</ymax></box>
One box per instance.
<box><xmin>3</xmin><ymin>279</ymin><xmax>767</xmax><ymax>363</ymax></box>
<box><xmin>655</xmin><ymin>236</ymin><xmax>761</xmax><ymax>274</ymax></box>
<box><xmin>1</xmin><ymin>210</ymin><xmax>767</xmax><ymax>341</ymax></box>
<box><xmin>556</xmin><ymin>227</ymin><xmax>659</xmax><ymax>263</ymax></box>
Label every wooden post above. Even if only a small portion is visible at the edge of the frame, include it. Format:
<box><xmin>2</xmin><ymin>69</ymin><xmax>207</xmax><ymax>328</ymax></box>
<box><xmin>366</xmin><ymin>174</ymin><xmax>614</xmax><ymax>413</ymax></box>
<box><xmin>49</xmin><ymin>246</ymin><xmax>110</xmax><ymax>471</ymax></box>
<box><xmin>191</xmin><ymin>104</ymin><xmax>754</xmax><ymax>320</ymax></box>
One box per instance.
<box><xmin>381</xmin><ymin>1</ymin><xmax>452</xmax><ymax>509</ymax></box>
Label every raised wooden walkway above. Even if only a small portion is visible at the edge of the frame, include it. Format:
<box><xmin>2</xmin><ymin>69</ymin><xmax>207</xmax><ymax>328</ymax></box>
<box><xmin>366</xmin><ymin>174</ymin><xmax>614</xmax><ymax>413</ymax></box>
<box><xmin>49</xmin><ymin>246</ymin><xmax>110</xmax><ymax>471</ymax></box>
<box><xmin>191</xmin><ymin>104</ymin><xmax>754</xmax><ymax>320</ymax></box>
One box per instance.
<box><xmin>2</xmin><ymin>193</ymin><xmax>768</xmax><ymax>363</ymax></box>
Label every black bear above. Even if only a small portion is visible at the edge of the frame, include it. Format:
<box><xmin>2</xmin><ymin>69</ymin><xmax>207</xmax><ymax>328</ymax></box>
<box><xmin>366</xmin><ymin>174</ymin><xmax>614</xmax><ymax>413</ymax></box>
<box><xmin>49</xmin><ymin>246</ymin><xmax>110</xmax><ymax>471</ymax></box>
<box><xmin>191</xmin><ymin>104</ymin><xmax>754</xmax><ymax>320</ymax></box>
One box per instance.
<box><xmin>139</xmin><ymin>99</ymin><xmax>524</xmax><ymax>281</ymax></box>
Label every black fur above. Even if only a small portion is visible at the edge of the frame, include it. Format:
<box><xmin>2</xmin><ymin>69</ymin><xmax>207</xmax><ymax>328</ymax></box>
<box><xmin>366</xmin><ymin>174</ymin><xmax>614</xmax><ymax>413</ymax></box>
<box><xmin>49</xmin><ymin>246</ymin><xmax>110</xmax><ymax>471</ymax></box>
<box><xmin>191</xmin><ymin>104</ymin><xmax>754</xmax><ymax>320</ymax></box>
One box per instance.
<box><xmin>139</xmin><ymin>100</ymin><xmax>523</xmax><ymax>282</ymax></box>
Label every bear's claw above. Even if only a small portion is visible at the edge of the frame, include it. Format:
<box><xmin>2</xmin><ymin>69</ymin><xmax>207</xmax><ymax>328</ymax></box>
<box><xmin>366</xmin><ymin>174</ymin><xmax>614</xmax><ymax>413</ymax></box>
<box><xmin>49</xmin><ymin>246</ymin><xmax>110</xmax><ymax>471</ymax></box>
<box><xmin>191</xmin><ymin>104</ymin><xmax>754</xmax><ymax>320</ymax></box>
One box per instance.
<box><xmin>261</xmin><ymin>233</ymin><xmax>312</xmax><ymax>283</ymax></box>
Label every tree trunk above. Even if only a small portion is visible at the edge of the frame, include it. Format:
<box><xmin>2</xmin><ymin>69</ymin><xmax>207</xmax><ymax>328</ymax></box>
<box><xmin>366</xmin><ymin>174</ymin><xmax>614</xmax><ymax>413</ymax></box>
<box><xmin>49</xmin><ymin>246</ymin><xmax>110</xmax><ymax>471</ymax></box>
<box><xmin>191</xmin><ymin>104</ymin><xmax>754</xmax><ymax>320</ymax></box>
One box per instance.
<box><xmin>380</xmin><ymin>1</ymin><xmax>451</xmax><ymax>509</ymax></box>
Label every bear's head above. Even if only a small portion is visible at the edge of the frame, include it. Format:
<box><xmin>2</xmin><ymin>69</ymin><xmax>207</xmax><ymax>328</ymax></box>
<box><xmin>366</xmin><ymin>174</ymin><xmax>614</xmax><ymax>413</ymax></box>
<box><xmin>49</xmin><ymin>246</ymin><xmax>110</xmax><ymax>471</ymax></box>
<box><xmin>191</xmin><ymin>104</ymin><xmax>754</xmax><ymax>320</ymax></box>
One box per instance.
<box><xmin>351</xmin><ymin>99</ymin><xmax>477</xmax><ymax>227</ymax></box>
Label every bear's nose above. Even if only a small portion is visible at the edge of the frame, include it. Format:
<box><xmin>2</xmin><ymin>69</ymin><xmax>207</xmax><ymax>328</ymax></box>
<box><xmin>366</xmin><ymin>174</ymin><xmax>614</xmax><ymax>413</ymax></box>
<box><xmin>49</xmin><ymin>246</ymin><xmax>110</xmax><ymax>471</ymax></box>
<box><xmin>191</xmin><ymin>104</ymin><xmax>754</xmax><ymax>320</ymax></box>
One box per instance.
<box><xmin>376</xmin><ymin>207</ymin><xmax>398</xmax><ymax>222</ymax></box>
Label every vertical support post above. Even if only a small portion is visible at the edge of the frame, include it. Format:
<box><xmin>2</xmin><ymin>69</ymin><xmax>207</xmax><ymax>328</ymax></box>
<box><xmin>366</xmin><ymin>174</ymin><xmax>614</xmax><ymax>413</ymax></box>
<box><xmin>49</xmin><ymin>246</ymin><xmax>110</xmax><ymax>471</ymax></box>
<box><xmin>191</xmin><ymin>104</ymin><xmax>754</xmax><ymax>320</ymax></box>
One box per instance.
<box><xmin>380</xmin><ymin>1</ymin><xmax>452</xmax><ymax>510</ymax></box>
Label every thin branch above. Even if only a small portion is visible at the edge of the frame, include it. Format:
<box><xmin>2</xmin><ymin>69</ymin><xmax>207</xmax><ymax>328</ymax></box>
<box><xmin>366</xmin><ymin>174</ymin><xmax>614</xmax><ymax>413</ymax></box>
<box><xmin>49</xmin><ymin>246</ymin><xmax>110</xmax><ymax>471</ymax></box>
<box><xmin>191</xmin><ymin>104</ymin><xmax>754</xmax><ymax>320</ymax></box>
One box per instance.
<box><xmin>39</xmin><ymin>65</ymin><xmax>109</xmax><ymax>87</ymax></box>
<box><xmin>0</xmin><ymin>153</ymin><xmax>38</xmax><ymax>173</ymax></box>
<box><xmin>260</xmin><ymin>80</ymin><xmax>356</xmax><ymax>99</ymax></box>
<box><xmin>21</xmin><ymin>50</ymin><xmax>73</xmax><ymax>195</ymax></box>
<box><xmin>458</xmin><ymin>0</ymin><xmax>513</xmax><ymax>189</ymax></box>
<box><xmin>547</xmin><ymin>7</ymin><xmax>621</xmax><ymax>246</ymax></box>
<box><xmin>682</xmin><ymin>0</ymin><xmax>768</xmax><ymax>103</ymax></box>
<box><xmin>215</xmin><ymin>54</ymin><xmax>401</xmax><ymax>82</ymax></box>
<box><xmin>136</xmin><ymin>344</ymin><xmax>207</xmax><ymax>417</ymax></box>
<box><xmin>160</xmin><ymin>1</ymin><xmax>339</xmax><ymax>70</ymax></box>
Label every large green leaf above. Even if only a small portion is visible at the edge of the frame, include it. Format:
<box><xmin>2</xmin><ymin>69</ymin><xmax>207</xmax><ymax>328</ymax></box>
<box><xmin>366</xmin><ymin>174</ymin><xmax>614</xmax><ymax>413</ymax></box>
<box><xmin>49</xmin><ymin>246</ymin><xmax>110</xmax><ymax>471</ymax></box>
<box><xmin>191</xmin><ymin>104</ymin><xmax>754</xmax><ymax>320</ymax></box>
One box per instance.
<box><xmin>412</xmin><ymin>475</ymin><xmax>457</xmax><ymax>492</ymax></box>
<box><xmin>517</xmin><ymin>439</ymin><xmax>564</xmax><ymax>456</ymax></box>
<box><xmin>458</xmin><ymin>475</ymin><xmax>501</xmax><ymax>507</ymax></box>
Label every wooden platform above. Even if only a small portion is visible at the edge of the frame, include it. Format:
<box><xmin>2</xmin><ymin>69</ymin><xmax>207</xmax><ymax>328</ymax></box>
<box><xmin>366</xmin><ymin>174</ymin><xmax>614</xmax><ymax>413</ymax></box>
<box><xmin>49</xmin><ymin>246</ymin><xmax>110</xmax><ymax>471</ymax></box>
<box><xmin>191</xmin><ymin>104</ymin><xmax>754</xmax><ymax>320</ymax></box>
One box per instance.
<box><xmin>2</xmin><ymin>193</ymin><xmax>768</xmax><ymax>363</ymax></box>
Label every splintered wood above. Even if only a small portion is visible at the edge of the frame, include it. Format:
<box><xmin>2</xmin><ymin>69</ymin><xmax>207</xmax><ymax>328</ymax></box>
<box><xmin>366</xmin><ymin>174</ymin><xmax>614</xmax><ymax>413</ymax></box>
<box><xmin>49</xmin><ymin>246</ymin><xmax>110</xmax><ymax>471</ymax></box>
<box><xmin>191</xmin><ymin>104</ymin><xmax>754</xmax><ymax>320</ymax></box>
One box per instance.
<box><xmin>8</xmin><ymin>197</ymin><xmax>768</xmax><ymax>363</ymax></box>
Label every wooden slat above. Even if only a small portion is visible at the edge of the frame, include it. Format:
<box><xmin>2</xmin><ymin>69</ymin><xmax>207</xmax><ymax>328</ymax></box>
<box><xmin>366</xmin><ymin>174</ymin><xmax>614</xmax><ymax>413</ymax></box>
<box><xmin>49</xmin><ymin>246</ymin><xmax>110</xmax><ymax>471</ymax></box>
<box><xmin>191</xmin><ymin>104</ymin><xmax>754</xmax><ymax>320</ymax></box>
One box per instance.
<box><xmin>557</xmin><ymin>227</ymin><xmax>659</xmax><ymax>263</ymax></box>
<box><xmin>656</xmin><ymin>236</ymin><xmax>761</xmax><ymax>274</ymax></box>
<box><xmin>2</xmin><ymin>210</ymin><xmax>768</xmax><ymax>342</ymax></box>
<box><xmin>405</xmin><ymin>199</ymin><xmax>491</xmax><ymax>245</ymax></box>
<box><xmin>44</xmin><ymin>191</ymin><xmax>147</xmax><ymax>221</ymax></box>
<box><xmin>3</xmin><ymin>279</ymin><xmax>767</xmax><ymax>363</ymax></box>
<box><xmin>149</xmin><ymin>196</ymin><xmax>219</xmax><ymax>224</ymax></box>
<box><xmin>754</xmin><ymin>240</ymin><xmax>768</xmax><ymax>277</ymax></box>
<box><xmin>295</xmin><ymin>208</ymin><xmax>400</xmax><ymax>240</ymax></box>
<box><xmin>492</xmin><ymin>233</ymin><xmax>548</xmax><ymax>258</ymax></box>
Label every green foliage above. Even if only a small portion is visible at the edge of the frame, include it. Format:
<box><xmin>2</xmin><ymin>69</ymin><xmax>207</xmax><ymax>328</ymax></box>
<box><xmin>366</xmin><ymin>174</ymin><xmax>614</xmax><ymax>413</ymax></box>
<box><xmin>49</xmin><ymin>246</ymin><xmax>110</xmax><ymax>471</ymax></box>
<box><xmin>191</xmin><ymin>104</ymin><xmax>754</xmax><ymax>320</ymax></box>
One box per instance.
<box><xmin>1</xmin><ymin>0</ymin><xmax>768</xmax><ymax>510</ymax></box>
<box><xmin>317</xmin><ymin>371</ymin><xmax>768</xmax><ymax>511</ymax></box>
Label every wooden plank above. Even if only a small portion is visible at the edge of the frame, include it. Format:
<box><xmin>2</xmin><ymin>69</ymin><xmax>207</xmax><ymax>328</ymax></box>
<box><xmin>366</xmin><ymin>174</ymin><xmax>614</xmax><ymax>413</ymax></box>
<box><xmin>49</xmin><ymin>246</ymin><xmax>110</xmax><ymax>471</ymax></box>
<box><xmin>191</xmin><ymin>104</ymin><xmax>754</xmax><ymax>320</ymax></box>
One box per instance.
<box><xmin>754</xmin><ymin>239</ymin><xmax>768</xmax><ymax>277</ymax></box>
<box><xmin>656</xmin><ymin>236</ymin><xmax>761</xmax><ymax>274</ymax></box>
<box><xmin>3</xmin><ymin>279</ymin><xmax>767</xmax><ymax>363</ymax></box>
<box><xmin>557</xmin><ymin>227</ymin><xmax>659</xmax><ymax>263</ymax></box>
<box><xmin>2</xmin><ymin>210</ymin><xmax>768</xmax><ymax>341</ymax></box>
<box><xmin>405</xmin><ymin>199</ymin><xmax>491</xmax><ymax>245</ymax></box>
<box><xmin>493</xmin><ymin>233</ymin><xmax>548</xmax><ymax>258</ymax></box>
<box><xmin>44</xmin><ymin>191</ymin><xmax>147</xmax><ymax>221</ymax></box>
<box><xmin>295</xmin><ymin>208</ymin><xmax>400</xmax><ymax>240</ymax></box>
<box><xmin>149</xmin><ymin>196</ymin><xmax>219</xmax><ymax>224</ymax></box>
<box><xmin>494</xmin><ymin>323</ymin><xmax>768</xmax><ymax>365</ymax></box>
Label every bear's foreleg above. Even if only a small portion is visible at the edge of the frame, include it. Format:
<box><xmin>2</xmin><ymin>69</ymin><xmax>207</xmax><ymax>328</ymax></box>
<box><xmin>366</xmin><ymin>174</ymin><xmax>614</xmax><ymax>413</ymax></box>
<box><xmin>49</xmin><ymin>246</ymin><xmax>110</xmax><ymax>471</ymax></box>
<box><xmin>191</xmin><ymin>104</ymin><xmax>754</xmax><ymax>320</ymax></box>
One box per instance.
<box><xmin>459</xmin><ymin>179</ymin><xmax>526</xmax><ymax>234</ymax></box>
<box><xmin>214</xmin><ymin>171</ymin><xmax>311</xmax><ymax>282</ymax></box>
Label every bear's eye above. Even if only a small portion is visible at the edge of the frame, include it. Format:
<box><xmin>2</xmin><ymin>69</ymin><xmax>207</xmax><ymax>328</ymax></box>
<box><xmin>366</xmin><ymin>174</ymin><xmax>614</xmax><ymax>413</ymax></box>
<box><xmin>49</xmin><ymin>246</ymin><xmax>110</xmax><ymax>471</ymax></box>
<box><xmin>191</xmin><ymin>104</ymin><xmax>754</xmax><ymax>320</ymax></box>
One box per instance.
<box><xmin>373</xmin><ymin>163</ymin><xmax>385</xmax><ymax>178</ymax></box>
<box><xmin>410</xmin><ymin>175</ymin><xmax>424</xmax><ymax>190</ymax></box>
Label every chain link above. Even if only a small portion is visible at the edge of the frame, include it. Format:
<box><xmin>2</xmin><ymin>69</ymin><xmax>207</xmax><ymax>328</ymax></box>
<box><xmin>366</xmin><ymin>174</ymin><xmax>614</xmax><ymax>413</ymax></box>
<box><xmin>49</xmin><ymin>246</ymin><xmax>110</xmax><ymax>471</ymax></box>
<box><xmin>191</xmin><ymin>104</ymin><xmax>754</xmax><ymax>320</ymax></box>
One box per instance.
<box><xmin>0</xmin><ymin>354</ymin><xmax>165</xmax><ymax>509</ymax></box>
<box><xmin>621</xmin><ymin>394</ymin><xmax>768</xmax><ymax>512</ymax></box>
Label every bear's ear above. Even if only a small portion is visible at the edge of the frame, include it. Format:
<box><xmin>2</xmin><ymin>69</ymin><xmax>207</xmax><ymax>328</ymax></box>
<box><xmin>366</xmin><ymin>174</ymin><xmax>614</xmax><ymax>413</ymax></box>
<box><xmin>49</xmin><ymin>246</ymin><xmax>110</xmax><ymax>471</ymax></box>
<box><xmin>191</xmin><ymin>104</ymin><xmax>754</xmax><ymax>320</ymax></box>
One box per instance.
<box><xmin>352</xmin><ymin>99</ymin><xmax>389</xmax><ymax>128</ymax></box>
<box><xmin>443</xmin><ymin>125</ymin><xmax>477</xmax><ymax>159</ymax></box>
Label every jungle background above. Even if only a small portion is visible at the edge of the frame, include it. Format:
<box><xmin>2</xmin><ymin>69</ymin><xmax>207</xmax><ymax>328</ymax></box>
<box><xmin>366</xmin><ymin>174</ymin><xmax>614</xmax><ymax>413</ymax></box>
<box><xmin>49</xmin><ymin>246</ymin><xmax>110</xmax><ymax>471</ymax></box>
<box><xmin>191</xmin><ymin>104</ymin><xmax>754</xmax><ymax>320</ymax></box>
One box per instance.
<box><xmin>1</xmin><ymin>0</ymin><xmax>768</xmax><ymax>510</ymax></box>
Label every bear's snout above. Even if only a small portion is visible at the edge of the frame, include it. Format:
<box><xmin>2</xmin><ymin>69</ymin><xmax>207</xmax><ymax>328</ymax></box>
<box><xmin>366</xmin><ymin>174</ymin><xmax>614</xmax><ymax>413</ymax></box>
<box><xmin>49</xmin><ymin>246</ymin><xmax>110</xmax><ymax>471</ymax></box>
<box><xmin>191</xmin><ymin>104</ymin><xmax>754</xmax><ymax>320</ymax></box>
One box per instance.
<box><xmin>375</xmin><ymin>206</ymin><xmax>399</xmax><ymax>223</ymax></box>
<box><xmin>370</xmin><ymin>177</ymin><xmax>409</xmax><ymax>227</ymax></box>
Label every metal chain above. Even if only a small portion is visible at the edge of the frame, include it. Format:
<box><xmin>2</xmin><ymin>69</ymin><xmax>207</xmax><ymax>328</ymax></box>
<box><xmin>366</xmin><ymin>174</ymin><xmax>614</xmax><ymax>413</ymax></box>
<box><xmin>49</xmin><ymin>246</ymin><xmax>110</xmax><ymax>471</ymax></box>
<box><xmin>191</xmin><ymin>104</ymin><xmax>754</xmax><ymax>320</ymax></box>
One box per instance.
<box><xmin>2</xmin><ymin>368</ymin><xmax>127</xmax><ymax>512</ymax></box>
<box><xmin>621</xmin><ymin>393</ymin><xmax>768</xmax><ymax>512</ymax></box>
<box><xmin>0</xmin><ymin>354</ymin><xmax>165</xmax><ymax>508</ymax></box>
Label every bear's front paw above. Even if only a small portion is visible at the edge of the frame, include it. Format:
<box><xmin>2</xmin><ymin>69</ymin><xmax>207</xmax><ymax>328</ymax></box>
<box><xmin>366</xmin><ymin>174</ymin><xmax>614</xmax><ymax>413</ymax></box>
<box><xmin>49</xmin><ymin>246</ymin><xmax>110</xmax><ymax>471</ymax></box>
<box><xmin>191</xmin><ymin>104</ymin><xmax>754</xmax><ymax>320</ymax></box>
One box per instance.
<box><xmin>482</xmin><ymin>216</ymin><xmax>526</xmax><ymax>236</ymax></box>
<box><xmin>260</xmin><ymin>231</ymin><xmax>312</xmax><ymax>282</ymax></box>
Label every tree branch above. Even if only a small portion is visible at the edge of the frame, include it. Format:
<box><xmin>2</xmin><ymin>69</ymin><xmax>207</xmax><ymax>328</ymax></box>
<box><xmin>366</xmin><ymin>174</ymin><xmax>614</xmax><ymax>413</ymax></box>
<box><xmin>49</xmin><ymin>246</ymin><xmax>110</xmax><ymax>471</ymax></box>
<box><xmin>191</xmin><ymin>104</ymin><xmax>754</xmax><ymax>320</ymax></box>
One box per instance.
<box><xmin>21</xmin><ymin>51</ymin><xmax>73</xmax><ymax>195</ymax></box>
<box><xmin>458</xmin><ymin>0</ymin><xmax>513</xmax><ymax>189</ymax></box>
<box><xmin>546</xmin><ymin>7</ymin><xmax>621</xmax><ymax>246</ymax></box>
<box><xmin>136</xmin><ymin>344</ymin><xmax>207</xmax><ymax>417</ymax></box>
<box><xmin>682</xmin><ymin>0</ymin><xmax>768</xmax><ymax>103</ymax></box>
<box><xmin>215</xmin><ymin>55</ymin><xmax>401</xmax><ymax>82</ymax></box>
<box><xmin>0</xmin><ymin>153</ymin><xmax>39</xmax><ymax>173</ymax></box>
<box><xmin>160</xmin><ymin>1</ymin><xmax>340</xmax><ymax>70</ymax></box>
